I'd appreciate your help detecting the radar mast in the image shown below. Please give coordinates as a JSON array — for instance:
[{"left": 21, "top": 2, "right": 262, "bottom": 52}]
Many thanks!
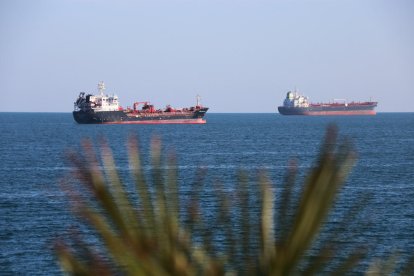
[
  {"left": 196, "top": 94, "right": 201, "bottom": 107},
  {"left": 98, "top": 81, "right": 105, "bottom": 96}
]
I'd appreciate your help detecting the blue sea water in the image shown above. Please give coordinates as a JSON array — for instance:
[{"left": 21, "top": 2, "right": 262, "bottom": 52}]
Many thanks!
[{"left": 0, "top": 113, "right": 413, "bottom": 274}]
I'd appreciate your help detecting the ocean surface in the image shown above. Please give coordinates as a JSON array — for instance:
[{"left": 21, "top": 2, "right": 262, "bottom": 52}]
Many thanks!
[{"left": 0, "top": 113, "right": 413, "bottom": 274}]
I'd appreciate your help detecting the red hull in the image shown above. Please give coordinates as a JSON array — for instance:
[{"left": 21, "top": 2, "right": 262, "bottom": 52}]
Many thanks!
[
  {"left": 302, "top": 110, "right": 376, "bottom": 116},
  {"left": 101, "top": 118, "right": 206, "bottom": 125}
]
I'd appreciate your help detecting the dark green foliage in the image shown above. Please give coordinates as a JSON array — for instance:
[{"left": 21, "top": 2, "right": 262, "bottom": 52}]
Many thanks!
[{"left": 55, "top": 126, "right": 408, "bottom": 275}]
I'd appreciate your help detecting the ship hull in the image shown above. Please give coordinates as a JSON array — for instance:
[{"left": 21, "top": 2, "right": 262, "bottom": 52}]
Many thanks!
[
  {"left": 278, "top": 104, "right": 377, "bottom": 116},
  {"left": 73, "top": 109, "right": 208, "bottom": 124}
]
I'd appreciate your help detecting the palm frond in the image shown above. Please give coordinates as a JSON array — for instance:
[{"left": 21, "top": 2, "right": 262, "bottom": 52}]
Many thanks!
[{"left": 56, "top": 126, "right": 379, "bottom": 275}]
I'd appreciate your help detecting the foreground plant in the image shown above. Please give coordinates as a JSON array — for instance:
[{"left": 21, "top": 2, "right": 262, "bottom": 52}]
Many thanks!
[{"left": 56, "top": 126, "right": 380, "bottom": 275}]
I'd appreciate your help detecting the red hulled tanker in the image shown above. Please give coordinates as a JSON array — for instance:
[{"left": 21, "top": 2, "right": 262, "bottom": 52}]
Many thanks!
[{"left": 278, "top": 91, "right": 377, "bottom": 116}]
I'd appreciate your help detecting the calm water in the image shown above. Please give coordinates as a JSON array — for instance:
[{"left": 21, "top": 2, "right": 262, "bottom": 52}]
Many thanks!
[{"left": 0, "top": 113, "right": 413, "bottom": 274}]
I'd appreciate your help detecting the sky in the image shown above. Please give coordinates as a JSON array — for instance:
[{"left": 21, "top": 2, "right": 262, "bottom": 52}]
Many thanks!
[{"left": 1, "top": 0, "right": 413, "bottom": 112}]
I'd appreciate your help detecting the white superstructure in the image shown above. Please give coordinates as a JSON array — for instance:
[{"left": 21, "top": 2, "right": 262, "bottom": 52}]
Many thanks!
[
  {"left": 74, "top": 81, "right": 120, "bottom": 112},
  {"left": 283, "top": 91, "right": 310, "bottom": 108}
]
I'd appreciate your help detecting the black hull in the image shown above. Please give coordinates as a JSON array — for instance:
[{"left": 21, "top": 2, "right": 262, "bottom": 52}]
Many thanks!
[{"left": 73, "top": 108, "right": 208, "bottom": 124}]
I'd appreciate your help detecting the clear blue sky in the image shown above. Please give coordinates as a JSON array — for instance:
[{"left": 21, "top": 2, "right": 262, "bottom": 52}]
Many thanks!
[{"left": 1, "top": 0, "right": 413, "bottom": 112}]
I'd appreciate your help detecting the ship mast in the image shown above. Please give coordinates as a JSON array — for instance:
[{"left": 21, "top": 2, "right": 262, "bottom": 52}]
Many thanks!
[
  {"left": 98, "top": 81, "right": 105, "bottom": 96},
  {"left": 196, "top": 94, "right": 201, "bottom": 107}
]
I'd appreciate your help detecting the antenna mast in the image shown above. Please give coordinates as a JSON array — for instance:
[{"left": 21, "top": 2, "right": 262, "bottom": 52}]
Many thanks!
[
  {"left": 196, "top": 94, "right": 201, "bottom": 106},
  {"left": 98, "top": 81, "right": 105, "bottom": 96}
]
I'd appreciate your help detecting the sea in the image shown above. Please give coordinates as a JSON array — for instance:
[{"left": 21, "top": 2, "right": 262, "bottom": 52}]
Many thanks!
[{"left": 0, "top": 113, "right": 413, "bottom": 275}]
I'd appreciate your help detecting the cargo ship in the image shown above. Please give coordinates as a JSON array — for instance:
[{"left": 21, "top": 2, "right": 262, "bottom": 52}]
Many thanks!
[
  {"left": 73, "top": 82, "right": 208, "bottom": 124},
  {"left": 278, "top": 91, "right": 377, "bottom": 116}
]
